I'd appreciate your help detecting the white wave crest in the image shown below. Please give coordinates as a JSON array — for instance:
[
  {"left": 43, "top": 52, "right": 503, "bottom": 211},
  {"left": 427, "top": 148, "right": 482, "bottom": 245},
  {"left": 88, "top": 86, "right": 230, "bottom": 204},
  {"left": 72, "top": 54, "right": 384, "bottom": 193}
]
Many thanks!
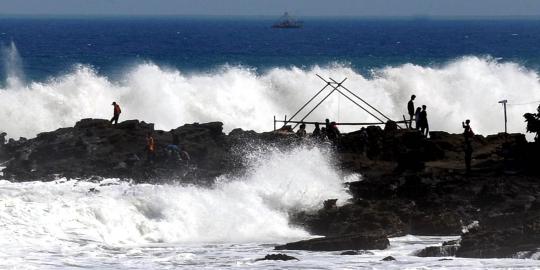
[{"left": 1, "top": 57, "right": 539, "bottom": 139}]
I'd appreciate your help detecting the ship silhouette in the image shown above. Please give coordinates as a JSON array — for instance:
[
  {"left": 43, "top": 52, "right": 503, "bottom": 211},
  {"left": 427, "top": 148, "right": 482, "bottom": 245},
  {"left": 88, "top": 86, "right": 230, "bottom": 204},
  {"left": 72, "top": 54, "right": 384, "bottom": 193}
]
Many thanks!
[{"left": 272, "top": 12, "right": 303, "bottom": 29}]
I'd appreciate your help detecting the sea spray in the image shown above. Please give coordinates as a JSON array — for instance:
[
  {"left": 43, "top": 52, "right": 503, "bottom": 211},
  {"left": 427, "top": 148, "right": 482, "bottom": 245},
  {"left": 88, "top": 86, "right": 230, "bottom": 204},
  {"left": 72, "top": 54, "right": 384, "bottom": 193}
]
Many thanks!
[
  {"left": 1, "top": 41, "right": 24, "bottom": 88},
  {"left": 0, "top": 57, "right": 539, "bottom": 138},
  {"left": 0, "top": 146, "right": 353, "bottom": 249}
]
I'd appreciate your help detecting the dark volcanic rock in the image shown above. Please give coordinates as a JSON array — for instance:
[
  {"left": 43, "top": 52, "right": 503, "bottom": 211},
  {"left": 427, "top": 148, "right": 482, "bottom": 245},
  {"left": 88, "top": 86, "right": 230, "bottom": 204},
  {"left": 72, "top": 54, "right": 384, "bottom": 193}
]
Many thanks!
[
  {"left": 381, "top": 256, "right": 396, "bottom": 261},
  {"left": 456, "top": 221, "right": 540, "bottom": 258},
  {"left": 1, "top": 119, "right": 231, "bottom": 183},
  {"left": 410, "top": 211, "right": 463, "bottom": 235},
  {"left": 255, "top": 254, "right": 298, "bottom": 261},
  {"left": 2, "top": 118, "right": 540, "bottom": 259},
  {"left": 274, "top": 232, "right": 389, "bottom": 251},
  {"left": 415, "top": 242, "right": 460, "bottom": 257}
]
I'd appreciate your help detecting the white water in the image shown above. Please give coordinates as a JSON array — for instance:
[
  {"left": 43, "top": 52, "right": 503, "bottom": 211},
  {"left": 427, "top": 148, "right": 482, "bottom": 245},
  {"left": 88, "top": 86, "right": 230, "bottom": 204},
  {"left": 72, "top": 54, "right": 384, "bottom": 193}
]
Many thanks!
[
  {"left": 3, "top": 146, "right": 539, "bottom": 269},
  {"left": 0, "top": 146, "right": 356, "bottom": 268},
  {"left": 1, "top": 55, "right": 540, "bottom": 139}
]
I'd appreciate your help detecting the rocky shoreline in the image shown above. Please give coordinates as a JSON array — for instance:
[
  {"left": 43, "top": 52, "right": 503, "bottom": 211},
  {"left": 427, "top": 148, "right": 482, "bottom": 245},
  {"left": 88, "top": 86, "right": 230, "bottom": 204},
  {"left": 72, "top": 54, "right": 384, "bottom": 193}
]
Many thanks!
[{"left": 1, "top": 119, "right": 539, "bottom": 259}]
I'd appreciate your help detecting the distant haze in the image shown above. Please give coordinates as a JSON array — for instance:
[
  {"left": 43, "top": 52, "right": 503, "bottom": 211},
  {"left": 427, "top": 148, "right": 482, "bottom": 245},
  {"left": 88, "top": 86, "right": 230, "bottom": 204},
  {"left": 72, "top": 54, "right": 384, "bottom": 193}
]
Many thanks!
[{"left": 1, "top": 0, "right": 540, "bottom": 17}]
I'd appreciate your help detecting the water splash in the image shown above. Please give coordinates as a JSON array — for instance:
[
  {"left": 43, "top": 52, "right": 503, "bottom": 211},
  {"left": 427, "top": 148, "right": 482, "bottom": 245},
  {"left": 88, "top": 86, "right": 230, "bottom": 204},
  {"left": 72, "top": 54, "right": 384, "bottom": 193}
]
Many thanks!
[
  {"left": 1, "top": 41, "right": 24, "bottom": 88},
  {"left": 0, "top": 145, "right": 353, "bottom": 246}
]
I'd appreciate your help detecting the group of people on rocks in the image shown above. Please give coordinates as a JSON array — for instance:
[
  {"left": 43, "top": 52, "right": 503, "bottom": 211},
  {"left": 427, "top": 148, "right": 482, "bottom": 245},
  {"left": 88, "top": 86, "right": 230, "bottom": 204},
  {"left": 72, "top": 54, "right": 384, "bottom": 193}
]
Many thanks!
[
  {"left": 409, "top": 94, "right": 475, "bottom": 174},
  {"left": 293, "top": 119, "right": 341, "bottom": 143},
  {"left": 108, "top": 101, "right": 190, "bottom": 165},
  {"left": 407, "top": 95, "right": 429, "bottom": 137},
  {"left": 109, "top": 95, "right": 474, "bottom": 173}
]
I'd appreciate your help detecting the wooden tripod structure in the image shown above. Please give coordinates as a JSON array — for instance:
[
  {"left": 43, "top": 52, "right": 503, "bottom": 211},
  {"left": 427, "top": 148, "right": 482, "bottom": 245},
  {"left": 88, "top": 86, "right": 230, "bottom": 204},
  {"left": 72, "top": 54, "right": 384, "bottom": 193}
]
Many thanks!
[{"left": 273, "top": 74, "right": 406, "bottom": 131}]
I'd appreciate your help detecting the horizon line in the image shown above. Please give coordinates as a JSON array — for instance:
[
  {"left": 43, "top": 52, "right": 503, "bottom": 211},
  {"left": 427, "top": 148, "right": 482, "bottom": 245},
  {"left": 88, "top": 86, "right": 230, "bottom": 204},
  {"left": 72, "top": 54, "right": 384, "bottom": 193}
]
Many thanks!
[{"left": 1, "top": 14, "right": 540, "bottom": 20}]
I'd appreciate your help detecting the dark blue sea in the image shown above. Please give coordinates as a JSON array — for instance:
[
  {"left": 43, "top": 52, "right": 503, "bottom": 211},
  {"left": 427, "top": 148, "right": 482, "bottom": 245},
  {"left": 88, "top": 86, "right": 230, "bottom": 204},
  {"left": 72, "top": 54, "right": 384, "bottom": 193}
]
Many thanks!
[{"left": 2, "top": 17, "right": 540, "bottom": 81}]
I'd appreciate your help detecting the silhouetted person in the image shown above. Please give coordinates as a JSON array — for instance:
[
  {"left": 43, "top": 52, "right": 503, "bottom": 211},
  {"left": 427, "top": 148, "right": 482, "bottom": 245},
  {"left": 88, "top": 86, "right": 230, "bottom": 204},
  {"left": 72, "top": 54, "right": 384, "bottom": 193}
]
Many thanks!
[
  {"left": 462, "top": 119, "right": 474, "bottom": 141},
  {"left": 327, "top": 121, "right": 341, "bottom": 143},
  {"left": 462, "top": 119, "right": 474, "bottom": 174},
  {"left": 146, "top": 132, "right": 156, "bottom": 163},
  {"left": 419, "top": 105, "right": 429, "bottom": 137},
  {"left": 320, "top": 127, "right": 328, "bottom": 141},
  {"left": 110, "top": 102, "right": 121, "bottom": 125},
  {"left": 166, "top": 144, "right": 181, "bottom": 161},
  {"left": 325, "top": 118, "right": 331, "bottom": 131},
  {"left": 312, "top": 122, "right": 321, "bottom": 137},
  {"left": 407, "top": 95, "right": 416, "bottom": 128},
  {"left": 359, "top": 127, "right": 368, "bottom": 156},
  {"left": 0, "top": 132, "right": 6, "bottom": 145},
  {"left": 296, "top": 123, "right": 307, "bottom": 138},
  {"left": 414, "top": 107, "right": 422, "bottom": 130}
]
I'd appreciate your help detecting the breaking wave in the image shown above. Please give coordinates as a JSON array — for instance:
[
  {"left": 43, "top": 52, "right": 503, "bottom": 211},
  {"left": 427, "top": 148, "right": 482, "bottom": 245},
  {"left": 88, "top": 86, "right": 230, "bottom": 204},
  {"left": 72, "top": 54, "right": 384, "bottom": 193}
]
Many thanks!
[
  {"left": 0, "top": 146, "right": 353, "bottom": 247},
  {"left": 1, "top": 55, "right": 540, "bottom": 139}
]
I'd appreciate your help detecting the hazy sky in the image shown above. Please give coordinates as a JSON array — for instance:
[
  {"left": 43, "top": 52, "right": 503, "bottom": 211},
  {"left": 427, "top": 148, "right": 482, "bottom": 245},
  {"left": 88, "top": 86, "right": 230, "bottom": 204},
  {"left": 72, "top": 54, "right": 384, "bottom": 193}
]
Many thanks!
[{"left": 1, "top": 0, "right": 540, "bottom": 17}]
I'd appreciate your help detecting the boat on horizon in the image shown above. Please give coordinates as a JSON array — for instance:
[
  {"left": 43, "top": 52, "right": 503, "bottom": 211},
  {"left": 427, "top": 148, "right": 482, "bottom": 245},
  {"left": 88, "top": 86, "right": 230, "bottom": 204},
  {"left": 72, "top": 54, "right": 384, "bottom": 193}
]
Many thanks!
[{"left": 272, "top": 12, "right": 303, "bottom": 29}]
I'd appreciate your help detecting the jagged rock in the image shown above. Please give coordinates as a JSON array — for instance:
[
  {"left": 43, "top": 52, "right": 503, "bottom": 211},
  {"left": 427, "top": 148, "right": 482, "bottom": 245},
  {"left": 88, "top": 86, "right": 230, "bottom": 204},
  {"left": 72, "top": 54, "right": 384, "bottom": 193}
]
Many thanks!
[
  {"left": 323, "top": 199, "right": 337, "bottom": 210},
  {"left": 1, "top": 119, "right": 230, "bottom": 183},
  {"left": 255, "top": 254, "right": 298, "bottom": 261},
  {"left": 274, "top": 232, "right": 389, "bottom": 251},
  {"left": 415, "top": 244, "right": 460, "bottom": 257},
  {"left": 410, "top": 211, "right": 463, "bottom": 235},
  {"left": 456, "top": 217, "right": 540, "bottom": 259}
]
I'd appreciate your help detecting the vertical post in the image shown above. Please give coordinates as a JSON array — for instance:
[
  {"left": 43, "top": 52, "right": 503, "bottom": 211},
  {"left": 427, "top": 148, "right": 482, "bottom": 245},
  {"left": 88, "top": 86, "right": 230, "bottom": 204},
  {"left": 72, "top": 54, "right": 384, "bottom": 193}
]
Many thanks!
[
  {"left": 403, "top": 115, "right": 409, "bottom": 129},
  {"left": 273, "top": 115, "right": 276, "bottom": 131},
  {"left": 499, "top": 100, "right": 508, "bottom": 133}
]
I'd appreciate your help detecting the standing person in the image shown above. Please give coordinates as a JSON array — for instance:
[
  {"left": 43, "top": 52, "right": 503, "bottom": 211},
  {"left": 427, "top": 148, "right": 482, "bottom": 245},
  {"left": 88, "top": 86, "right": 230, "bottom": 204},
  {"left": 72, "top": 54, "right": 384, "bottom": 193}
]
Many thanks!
[
  {"left": 146, "top": 132, "right": 156, "bottom": 163},
  {"left": 419, "top": 105, "right": 429, "bottom": 137},
  {"left": 407, "top": 95, "right": 416, "bottom": 129},
  {"left": 311, "top": 122, "right": 321, "bottom": 138},
  {"left": 325, "top": 119, "right": 331, "bottom": 132},
  {"left": 296, "top": 123, "right": 307, "bottom": 138},
  {"left": 462, "top": 120, "right": 474, "bottom": 140},
  {"left": 110, "top": 102, "right": 121, "bottom": 125},
  {"left": 462, "top": 120, "right": 474, "bottom": 174},
  {"left": 327, "top": 121, "right": 341, "bottom": 144},
  {"left": 414, "top": 107, "right": 422, "bottom": 130}
]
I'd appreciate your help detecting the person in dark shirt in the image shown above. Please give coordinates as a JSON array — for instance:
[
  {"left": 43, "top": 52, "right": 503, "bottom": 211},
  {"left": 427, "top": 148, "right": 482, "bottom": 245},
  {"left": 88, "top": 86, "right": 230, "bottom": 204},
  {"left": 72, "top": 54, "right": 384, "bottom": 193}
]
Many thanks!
[
  {"left": 462, "top": 119, "right": 474, "bottom": 174},
  {"left": 296, "top": 123, "right": 307, "bottom": 138},
  {"left": 419, "top": 105, "right": 429, "bottom": 137},
  {"left": 407, "top": 95, "right": 416, "bottom": 129},
  {"left": 312, "top": 122, "right": 321, "bottom": 137},
  {"left": 414, "top": 107, "right": 422, "bottom": 130}
]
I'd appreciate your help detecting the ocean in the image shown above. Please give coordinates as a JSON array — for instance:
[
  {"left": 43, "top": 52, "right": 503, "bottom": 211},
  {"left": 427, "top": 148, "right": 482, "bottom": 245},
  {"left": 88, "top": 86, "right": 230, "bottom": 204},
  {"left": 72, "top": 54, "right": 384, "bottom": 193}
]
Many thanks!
[{"left": 1, "top": 17, "right": 540, "bottom": 269}]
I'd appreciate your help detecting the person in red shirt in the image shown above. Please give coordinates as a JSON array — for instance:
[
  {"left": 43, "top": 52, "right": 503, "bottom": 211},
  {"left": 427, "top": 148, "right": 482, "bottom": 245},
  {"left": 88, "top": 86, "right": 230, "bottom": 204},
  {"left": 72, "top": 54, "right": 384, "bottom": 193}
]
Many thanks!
[
  {"left": 110, "top": 102, "right": 121, "bottom": 124},
  {"left": 146, "top": 132, "right": 156, "bottom": 163}
]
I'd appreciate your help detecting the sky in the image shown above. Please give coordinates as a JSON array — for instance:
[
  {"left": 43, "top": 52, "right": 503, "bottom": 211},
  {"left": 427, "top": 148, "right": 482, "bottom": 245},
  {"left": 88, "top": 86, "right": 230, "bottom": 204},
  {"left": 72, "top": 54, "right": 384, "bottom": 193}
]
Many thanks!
[{"left": 1, "top": 0, "right": 540, "bottom": 17}]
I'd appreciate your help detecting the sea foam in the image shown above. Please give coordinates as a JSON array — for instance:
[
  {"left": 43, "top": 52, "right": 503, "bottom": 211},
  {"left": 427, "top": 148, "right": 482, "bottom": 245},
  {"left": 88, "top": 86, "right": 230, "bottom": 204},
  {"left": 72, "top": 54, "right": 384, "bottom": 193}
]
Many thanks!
[
  {"left": 0, "top": 146, "right": 352, "bottom": 246},
  {"left": 1, "top": 56, "right": 539, "bottom": 139}
]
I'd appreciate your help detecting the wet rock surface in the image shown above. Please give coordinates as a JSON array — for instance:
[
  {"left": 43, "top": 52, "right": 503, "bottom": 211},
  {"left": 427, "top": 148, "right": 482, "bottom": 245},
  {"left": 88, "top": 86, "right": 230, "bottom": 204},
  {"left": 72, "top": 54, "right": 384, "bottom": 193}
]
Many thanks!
[
  {"left": 255, "top": 254, "right": 298, "bottom": 261},
  {"left": 1, "top": 119, "right": 235, "bottom": 183},
  {"left": 1, "top": 120, "right": 539, "bottom": 257},
  {"left": 274, "top": 231, "right": 390, "bottom": 251}
]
